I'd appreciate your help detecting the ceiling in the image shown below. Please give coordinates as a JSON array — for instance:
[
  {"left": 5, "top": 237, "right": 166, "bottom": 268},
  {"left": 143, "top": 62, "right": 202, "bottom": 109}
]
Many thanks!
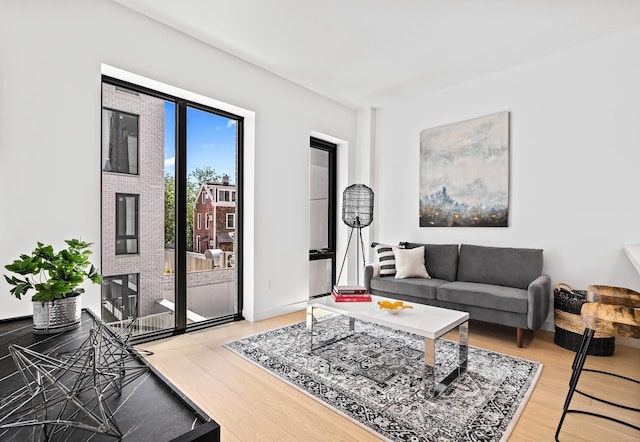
[{"left": 112, "top": 0, "right": 640, "bottom": 109}]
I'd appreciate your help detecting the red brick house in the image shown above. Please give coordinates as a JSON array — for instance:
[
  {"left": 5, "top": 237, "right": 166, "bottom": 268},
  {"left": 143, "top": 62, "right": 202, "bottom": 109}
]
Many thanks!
[{"left": 193, "top": 175, "right": 236, "bottom": 254}]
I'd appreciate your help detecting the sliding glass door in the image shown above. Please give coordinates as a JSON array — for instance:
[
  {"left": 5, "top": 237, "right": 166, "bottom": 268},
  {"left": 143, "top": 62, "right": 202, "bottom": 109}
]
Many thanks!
[
  {"left": 185, "top": 105, "right": 239, "bottom": 321},
  {"left": 101, "top": 77, "right": 242, "bottom": 340}
]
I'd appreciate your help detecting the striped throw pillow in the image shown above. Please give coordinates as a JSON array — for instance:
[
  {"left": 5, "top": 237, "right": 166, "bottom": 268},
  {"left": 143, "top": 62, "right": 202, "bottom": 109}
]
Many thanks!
[{"left": 374, "top": 243, "right": 398, "bottom": 277}]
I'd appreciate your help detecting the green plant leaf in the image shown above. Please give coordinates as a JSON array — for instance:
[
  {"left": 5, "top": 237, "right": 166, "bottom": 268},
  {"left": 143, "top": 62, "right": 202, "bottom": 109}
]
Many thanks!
[{"left": 4, "top": 238, "right": 102, "bottom": 302}]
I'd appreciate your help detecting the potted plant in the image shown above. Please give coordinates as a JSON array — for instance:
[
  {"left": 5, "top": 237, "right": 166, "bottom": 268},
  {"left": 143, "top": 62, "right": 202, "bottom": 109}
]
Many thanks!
[{"left": 4, "top": 238, "right": 102, "bottom": 334}]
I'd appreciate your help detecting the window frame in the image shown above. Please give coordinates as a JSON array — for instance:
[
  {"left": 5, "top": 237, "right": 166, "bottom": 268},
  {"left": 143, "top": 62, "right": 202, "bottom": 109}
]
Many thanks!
[
  {"left": 102, "top": 107, "right": 140, "bottom": 175},
  {"left": 101, "top": 273, "right": 139, "bottom": 320},
  {"left": 218, "top": 189, "right": 230, "bottom": 202},
  {"left": 226, "top": 213, "right": 235, "bottom": 230},
  {"left": 115, "top": 193, "right": 139, "bottom": 255},
  {"left": 101, "top": 74, "right": 245, "bottom": 341},
  {"left": 309, "top": 137, "right": 337, "bottom": 298}
]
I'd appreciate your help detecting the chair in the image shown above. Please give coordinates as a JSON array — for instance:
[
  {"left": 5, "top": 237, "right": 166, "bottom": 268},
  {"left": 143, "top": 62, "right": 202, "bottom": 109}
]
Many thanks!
[{"left": 555, "top": 285, "right": 640, "bottom": 440}]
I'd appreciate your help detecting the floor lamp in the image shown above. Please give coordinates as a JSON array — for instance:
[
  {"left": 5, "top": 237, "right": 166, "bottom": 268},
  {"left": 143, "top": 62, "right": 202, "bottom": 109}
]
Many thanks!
[{"left": 337, "top": 184, "right": 374, "bottom": 287}]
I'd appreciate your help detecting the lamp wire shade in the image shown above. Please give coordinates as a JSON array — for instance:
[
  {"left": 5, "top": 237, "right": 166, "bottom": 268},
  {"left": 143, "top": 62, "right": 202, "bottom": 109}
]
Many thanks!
[{"left": 342, "top": 184, "right": 374, "bottom": 228}]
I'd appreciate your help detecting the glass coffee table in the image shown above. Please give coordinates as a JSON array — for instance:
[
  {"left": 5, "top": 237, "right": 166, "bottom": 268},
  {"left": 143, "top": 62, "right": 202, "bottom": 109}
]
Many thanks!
[{"left": 307, "top": 295, "right": 469, "bottom": 399}]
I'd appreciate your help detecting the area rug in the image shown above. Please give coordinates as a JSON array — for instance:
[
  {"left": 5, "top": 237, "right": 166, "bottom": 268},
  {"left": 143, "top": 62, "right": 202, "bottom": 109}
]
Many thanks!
[{"left": 225, "top": 316, "right": 542, "bottom": 442}]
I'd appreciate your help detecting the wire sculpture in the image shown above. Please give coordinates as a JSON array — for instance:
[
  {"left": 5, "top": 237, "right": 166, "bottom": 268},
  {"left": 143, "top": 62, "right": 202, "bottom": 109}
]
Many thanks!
[{"left": 0, "top": 318, "right": 148, "bottom": 441}]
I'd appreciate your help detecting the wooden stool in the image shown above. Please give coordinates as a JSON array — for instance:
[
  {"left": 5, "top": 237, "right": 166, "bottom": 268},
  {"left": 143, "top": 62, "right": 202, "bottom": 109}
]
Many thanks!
[{"left": 555, "top": 285, "right": 640, "bottom": 440}]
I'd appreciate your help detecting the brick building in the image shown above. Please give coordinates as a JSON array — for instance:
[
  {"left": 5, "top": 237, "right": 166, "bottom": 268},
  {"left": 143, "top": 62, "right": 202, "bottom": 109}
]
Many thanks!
[
  {"left": 193, "top": 175, "right": 236, "bottom": 256},
  {"left": 101, "top": 83, "right": 165, "bottom": 320}
]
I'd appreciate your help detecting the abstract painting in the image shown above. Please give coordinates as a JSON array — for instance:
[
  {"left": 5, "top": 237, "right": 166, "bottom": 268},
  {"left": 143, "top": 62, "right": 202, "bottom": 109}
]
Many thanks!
[{"left": 419, "top": 111, "right": 509, "bottom": 227}]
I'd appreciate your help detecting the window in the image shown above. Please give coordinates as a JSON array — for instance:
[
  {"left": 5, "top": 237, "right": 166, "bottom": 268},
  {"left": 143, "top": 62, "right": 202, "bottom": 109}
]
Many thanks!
[
  {"left": 115, "top": 86, "right": 139, "bottom": 96},
  {"left": 205, "top": 213, "right": 210, "bottom": 229},
  {"left": 101, "top": 74, "right": 243, "bottom": 339},
  {"left": 102, "top": 274, "right": 139, "bottom": 320},
  {"left": 102, "top": 109, "right": 139, "bottom": 174},
  {"left": 226, "top": 213, "right": 235, "bottom": 229},
  {"left": 232, "top": 191, "right": 236, "bottom": 202},
  {"left": 218, "top": 189, "right": 230, "bottom": 202},
  {"left": 116, "top": 194, "right": 138, "bottom": 254}
]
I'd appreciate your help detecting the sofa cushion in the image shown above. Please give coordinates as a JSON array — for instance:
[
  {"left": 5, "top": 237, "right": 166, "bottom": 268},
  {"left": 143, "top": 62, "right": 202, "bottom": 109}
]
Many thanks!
[
  {"left": 401, "top": 243, "right": 459, "bottom": 281},
  {"left": 374, "top": 243, "right": 397, "bottom": 277},
  {"left": 394, "top": 246, "right": 430, "bottom": 279},
  {"left": 457, "top": 244, "right": 543, "bottom": 289},
  {"left": 436, "top": 281, "right": 528, "bottom": 314},
  {"left": 370, "top": 277, "right": 448, "bottom": 301}
]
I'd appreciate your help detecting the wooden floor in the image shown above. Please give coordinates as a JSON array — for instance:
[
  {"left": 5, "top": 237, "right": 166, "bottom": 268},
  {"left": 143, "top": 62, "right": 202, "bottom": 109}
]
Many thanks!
[{"left": 142, "top": 310, "right": 640, "bottom": 441}]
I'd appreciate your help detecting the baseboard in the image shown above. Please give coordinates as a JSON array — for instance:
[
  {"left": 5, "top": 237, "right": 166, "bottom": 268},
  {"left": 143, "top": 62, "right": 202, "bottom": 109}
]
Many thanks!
[
  {"left": 616, "top": 336, "right": 640, "bottom": 348},
  {"left": 541, "top": 319, "right": 555, "bottom": 332},
  {"left": 243, "top": 300, "right": 308, "bottom": 322}
]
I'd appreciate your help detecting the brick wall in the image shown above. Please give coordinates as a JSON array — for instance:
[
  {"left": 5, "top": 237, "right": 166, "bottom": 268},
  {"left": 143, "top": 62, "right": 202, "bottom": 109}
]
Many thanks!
[{"left": 101, "top": 83, "right": 165, "bottom": 317}]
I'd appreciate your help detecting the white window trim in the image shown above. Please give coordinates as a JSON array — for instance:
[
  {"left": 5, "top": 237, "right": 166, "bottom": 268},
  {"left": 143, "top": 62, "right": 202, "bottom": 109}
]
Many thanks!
[
  {"left": 205, "top": 213, "right": 210, "bottom": 229},
  {"left": 226, "top": 213, "right": 235, "bottom": 230},
  {"left": 218, "top": 189, "right": 229, "bottom": 202},
  {"left": 197, "top": 213, "right": 201, "bottom": 229}
]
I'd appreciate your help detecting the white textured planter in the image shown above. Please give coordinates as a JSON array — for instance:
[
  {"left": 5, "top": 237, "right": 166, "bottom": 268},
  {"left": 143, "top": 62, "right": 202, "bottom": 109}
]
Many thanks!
[{"left": 32, "top": 296, "right": 82, "bottom": 334}]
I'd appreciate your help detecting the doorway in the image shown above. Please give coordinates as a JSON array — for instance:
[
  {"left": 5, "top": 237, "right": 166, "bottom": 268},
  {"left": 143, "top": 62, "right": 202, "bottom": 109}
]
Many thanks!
[{"left": 309, "top": 137, "right": 337, "bottom": 298}]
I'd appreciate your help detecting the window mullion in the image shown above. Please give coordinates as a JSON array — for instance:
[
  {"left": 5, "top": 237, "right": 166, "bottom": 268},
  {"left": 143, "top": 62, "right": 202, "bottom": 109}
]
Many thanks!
[{"left": 175, "top": 100, "right": 188, "bottom": 331}]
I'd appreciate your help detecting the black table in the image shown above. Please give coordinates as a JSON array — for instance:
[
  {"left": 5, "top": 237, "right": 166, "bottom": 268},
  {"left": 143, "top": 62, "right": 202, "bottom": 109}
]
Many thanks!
[{"left": 0, "top": 310, "right": 220, "bottom": 441}]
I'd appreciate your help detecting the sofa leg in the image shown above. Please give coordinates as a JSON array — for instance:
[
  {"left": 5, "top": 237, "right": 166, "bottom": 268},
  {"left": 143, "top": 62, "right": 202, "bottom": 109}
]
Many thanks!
[{"left": 517, "top": 328, "right": 524, "bottom": 348}]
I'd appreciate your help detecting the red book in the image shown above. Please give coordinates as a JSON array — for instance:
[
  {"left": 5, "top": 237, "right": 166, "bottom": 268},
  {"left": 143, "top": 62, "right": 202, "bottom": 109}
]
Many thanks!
[{"left": 331, "top": 291, "right": 371, "bottom": 302}]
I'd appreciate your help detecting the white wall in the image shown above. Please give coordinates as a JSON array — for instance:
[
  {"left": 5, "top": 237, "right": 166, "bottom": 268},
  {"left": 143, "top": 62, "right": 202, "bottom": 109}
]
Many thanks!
[
  {"left": 0, "top": 1, "right": 356, "bottom": 321},
  {"left": 372, "top": 27, "right": 640, "bottom": 328}
]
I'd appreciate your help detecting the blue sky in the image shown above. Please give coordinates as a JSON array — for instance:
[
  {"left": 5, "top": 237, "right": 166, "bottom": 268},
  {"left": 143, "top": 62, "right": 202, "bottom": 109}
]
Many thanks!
[{"left": 164, "top": 102, "right": 237, "bottom": 183}]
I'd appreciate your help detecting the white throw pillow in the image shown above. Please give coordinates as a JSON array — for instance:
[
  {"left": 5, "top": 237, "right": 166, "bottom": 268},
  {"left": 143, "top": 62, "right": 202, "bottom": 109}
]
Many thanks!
[{"left": 393, "top": 246, "right": 430, "bottom": 279}]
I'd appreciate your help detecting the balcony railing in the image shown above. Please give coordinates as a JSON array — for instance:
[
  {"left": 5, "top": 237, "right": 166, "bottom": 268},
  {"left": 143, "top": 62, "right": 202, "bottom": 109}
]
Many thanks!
[{"left": 106, "top": 312, "right": 177, "bottom": 336}]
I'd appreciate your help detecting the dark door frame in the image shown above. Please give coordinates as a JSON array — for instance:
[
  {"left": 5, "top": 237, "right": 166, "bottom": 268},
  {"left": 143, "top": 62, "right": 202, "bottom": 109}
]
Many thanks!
[
  {"left": 101, "top": 76, "right": 244, "bottom": 343},
  {"left": 309, "top": 137, "right": 337, "bottom": 298}
]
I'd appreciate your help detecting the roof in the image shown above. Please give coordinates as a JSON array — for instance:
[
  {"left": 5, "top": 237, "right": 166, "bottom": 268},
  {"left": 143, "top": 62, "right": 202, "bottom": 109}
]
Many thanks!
[{"left": 217, "top": 233, "right": 234, "bottom": 243}]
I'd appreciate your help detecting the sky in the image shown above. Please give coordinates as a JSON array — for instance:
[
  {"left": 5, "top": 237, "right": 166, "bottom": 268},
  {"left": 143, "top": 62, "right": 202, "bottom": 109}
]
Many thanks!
[{"left": 164, "top": 102, "right": 238, "bottom": 183}]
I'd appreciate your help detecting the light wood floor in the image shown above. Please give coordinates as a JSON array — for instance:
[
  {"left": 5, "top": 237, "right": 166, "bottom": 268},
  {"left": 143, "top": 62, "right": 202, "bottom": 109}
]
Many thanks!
[{"left": 142, "top": 310, "right": 640, "bottom": 441}]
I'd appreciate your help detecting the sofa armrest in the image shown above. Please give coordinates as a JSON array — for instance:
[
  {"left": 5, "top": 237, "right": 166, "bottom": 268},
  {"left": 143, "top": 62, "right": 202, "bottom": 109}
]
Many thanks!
[
  {"left": 527, "top": 274, "right": 551, "bottom": 329},
  {"left": 364, "top": 264, "right": 379, "bottom": 292}
]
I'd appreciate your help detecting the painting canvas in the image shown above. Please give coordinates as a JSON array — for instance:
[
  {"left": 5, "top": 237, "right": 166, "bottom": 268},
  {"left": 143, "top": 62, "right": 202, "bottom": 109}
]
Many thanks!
[{"left": 419, "top": 111, "right": 509, "bottom": 227}]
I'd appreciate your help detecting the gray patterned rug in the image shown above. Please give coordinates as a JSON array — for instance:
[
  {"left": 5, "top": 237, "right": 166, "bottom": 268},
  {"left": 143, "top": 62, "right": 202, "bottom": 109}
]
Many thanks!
[{"left": 225, "top": 316, "right": 542, "bottom": 442}]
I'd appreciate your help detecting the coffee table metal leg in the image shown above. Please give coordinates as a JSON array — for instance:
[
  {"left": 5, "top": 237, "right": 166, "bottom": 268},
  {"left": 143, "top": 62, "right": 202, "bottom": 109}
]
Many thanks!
[
  {"left": 459, "top": 321, "right": 469, "bottom": 374},
  {"left": 424, "top": 337, "right": 436, "bottom": 397},
  {"left": 306, "top": 305, "right": 314, "bottom": 330},
  {"left": 307, "top": 306, "right": 357, "bottom": 352},
  {"left": 425, "top": 320, "right": 469, "bottom": 399}
]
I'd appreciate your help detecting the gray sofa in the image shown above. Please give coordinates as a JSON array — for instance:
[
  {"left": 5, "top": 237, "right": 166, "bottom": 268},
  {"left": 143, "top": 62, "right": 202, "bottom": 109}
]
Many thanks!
[{"left": 364, "top": 243, "right": 551, "bottom": 347}]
